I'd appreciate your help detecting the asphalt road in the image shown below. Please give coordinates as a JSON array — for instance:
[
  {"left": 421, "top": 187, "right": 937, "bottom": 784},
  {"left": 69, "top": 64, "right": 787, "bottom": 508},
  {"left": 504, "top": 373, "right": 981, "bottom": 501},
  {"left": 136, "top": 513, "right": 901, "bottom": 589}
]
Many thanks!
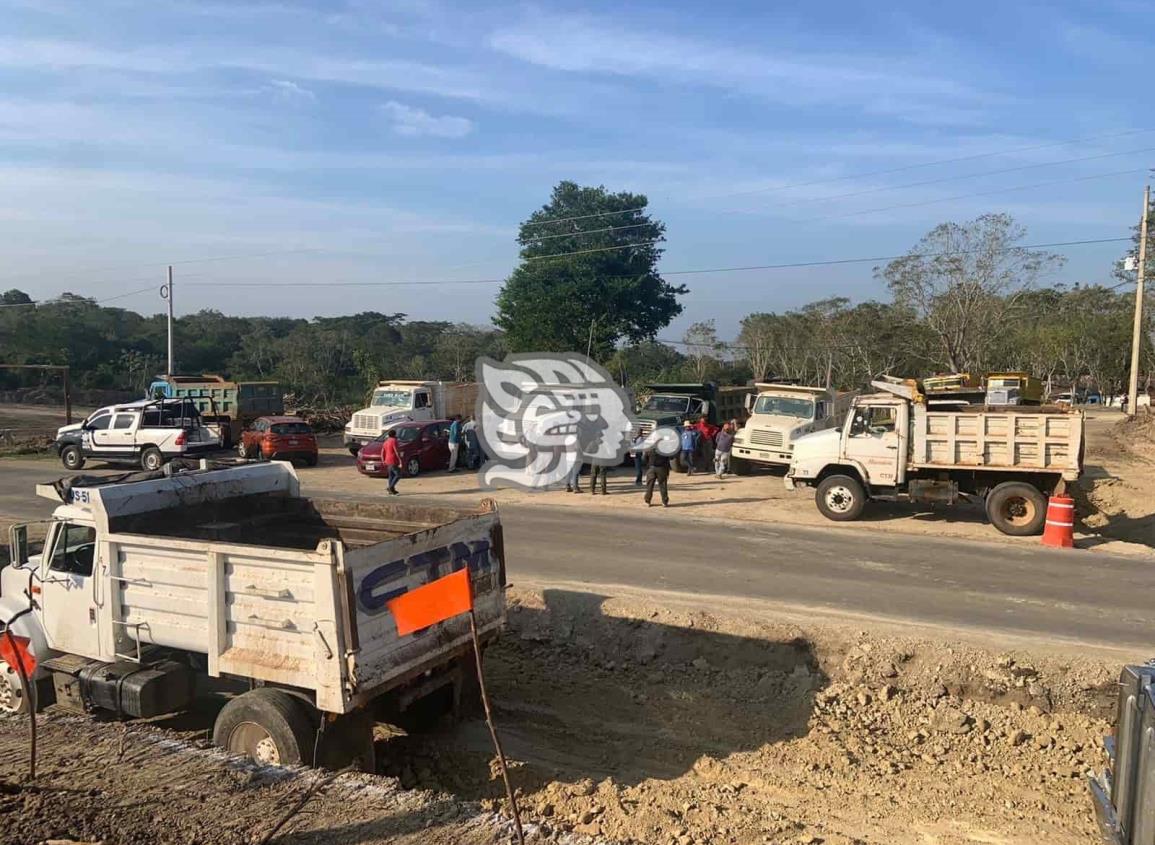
[{"left": 2, "top": 459, "right": 1152, "bottom": 653}]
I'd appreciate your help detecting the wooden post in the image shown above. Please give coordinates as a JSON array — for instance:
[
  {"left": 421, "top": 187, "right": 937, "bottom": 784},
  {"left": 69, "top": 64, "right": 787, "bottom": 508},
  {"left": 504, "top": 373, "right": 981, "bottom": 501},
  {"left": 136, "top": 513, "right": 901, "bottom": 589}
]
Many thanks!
[
  {"left": 468, "top": 609, "right": 525, "bottom": 845},
  {"left": 62, "top": 365, "right": 72, "bottom": 425},
  {"left": 1127, "top": 185, "right": 1149, "bottom": 417}
]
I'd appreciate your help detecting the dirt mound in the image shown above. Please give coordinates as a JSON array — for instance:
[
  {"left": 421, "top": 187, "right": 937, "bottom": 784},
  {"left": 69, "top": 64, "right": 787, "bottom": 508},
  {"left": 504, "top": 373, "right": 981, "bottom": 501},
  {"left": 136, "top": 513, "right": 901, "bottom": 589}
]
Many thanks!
[
  {"left": 388, "top": 588, "right": 1116, "bottom": 845},
  {"left": 1073, "top": 412, "right": 1155, "bottom": 548}
]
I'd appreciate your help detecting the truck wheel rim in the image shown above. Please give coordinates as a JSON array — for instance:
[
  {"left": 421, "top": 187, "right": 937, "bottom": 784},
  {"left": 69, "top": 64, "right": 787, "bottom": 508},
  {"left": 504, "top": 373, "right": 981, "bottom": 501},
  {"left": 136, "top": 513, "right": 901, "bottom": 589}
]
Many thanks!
[
  {"left": 407, "top": 458, "right": 420, "bottom": 475},
  {"left": 1002, "top": 496, "right": 1036, "bottom": 527},
  {"left": 230, "top": 722, "right": 281, "bottom": 765},
  {"left": 0, "top": 663, "right": 28, "bottom": 714},
  {"left": 825, "top": 485, "right": 855, "bottom": 513}
]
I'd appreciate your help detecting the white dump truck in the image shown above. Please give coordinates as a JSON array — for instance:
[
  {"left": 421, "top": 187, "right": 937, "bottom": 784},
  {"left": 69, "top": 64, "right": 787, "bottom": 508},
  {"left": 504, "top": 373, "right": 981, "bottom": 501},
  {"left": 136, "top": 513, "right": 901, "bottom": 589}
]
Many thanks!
[
  {"left": 344, "top": 380, "right": 479, "bottom": 455},
  {"left": 786, "top": 377, "right": 1084, "bottom": 535},
  {"left": 730, "top": 383, "right": 855, "bottom": 473},
  {"left": 0, "top": 463, "right": 505, "bottom": 769}
]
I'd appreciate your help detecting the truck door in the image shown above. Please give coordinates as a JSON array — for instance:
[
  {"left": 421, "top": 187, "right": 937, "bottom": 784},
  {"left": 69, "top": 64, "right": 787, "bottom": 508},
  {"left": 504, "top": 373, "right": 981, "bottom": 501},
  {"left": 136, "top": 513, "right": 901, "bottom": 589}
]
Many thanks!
[
  {"left": 844, "top": 402, "right": 904, "bottom": 486},
  {"left": 37, "top": 521, "right": 103, "bottom": 659},
  {"left": 412, "top": 389, "right": 433, "bottom": 421},
  {"left": 100, "top": 412, "right": 139, "bottom": 457}
]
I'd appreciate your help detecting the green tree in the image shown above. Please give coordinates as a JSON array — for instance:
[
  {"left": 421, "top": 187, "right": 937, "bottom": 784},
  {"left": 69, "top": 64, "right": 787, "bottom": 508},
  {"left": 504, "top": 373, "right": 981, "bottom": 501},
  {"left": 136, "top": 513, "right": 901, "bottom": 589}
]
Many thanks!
[
  {"left": 494, "top": 181, "right": 686, "bottom": 357},
  {"left": 1, "top": 289, "right": 32, "bottom": 305}
]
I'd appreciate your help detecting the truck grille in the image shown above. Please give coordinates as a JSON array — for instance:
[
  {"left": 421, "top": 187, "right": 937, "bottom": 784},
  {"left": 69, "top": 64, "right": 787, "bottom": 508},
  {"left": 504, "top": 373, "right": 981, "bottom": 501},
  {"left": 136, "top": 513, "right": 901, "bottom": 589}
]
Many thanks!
[
  {"left": 635, "top": 421, "right": 654, "bottom": 440},
  {"left": 750, "top": 429, "right": 784, "bottom": 448},
  {"left": 353, "top": 414, "right": 378, "bottom": 431}
]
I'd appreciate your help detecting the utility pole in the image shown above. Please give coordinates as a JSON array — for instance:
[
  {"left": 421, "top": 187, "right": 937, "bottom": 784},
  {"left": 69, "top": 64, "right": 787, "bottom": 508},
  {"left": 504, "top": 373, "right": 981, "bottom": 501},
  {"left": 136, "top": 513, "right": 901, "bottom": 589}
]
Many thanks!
[
  {"left": 161, "top": 265, "right": 175, "bottom": 376},
  {"left": 1127, "top": 185, "right": 1150, "bottom": 417}
]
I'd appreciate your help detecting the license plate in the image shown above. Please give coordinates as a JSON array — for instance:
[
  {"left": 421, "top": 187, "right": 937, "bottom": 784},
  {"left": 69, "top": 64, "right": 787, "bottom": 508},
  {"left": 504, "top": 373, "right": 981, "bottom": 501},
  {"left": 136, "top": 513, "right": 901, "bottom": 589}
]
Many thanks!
[
  {"left": 288, "top": 440, "right": 299, "bottom": 446},
  {"left": 364, "top": 462, "right": 377, "bottom": 471}
]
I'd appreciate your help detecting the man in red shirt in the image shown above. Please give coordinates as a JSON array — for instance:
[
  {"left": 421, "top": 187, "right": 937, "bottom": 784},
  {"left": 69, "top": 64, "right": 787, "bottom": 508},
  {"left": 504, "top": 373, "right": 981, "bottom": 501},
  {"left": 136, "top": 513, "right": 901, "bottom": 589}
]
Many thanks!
[
  {"left": 383, "top": 429, "right": 401, "bottom": 495},
  {"left": 694, "top": 415, "right": 719, "bottom": 443}
]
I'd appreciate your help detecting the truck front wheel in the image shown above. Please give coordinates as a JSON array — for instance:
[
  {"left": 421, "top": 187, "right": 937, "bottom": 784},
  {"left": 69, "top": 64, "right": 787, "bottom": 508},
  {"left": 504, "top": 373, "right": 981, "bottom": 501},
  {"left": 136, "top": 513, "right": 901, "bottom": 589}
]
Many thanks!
[
  {"left": 815, "top": 474, "right": 867, "bottom": 522},
  {"left": 60, "top": 444, "right": 85, "bottom": 471},
  {"left": 730, "top": 456, "right": 751, "bottom": 476},
  {"left": 212, "top": 688, "right": 315, "bottom": 767},
  {"left": 986, "top": 482, "right": 1047, "bottom": 536}
]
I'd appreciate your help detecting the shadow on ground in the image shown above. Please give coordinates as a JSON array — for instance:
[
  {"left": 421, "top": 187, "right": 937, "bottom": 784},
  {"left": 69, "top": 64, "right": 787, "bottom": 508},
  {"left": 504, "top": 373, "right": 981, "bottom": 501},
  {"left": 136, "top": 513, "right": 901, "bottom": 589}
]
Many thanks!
[{"left": 376, "top": 588, "right": 826, "bottom": 803}]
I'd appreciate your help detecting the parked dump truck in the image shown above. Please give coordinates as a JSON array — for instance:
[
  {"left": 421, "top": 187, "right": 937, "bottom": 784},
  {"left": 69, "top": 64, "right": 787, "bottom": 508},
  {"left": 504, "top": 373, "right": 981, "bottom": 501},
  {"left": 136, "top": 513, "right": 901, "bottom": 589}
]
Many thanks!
[
  {"left": 731, "top": 383, "right": 856, "bottom": 473},
  {"left": 1091, "top": 661, "right": 1155, "bottom": 845},
  {"left": 149, "top": 374, "right": 283, "bottom": 447},
  {"left": 0, "top": 462, "right": 506, "bottom": 769},
  {"left": 786, "top": 377, "right": 1084, "bottom": 535},
  {"left": 344, "top": 380, "right": 479, "bottom": 455},
  {"left": 634, "top": 383, "right": 753, "bottom": 438},
  {"left": 922, "top": 372, "right": 986, "bottom": 408}
]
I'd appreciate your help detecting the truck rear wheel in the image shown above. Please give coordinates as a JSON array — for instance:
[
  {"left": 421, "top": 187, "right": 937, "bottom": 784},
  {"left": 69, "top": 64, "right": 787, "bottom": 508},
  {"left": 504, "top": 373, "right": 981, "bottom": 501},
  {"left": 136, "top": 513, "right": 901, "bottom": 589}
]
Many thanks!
[
  {"left": 986, "top": 482, "right": 1047, "bottom": 536},
  {"left": 60, "top": 444, "right": 85, "bottom": 471},
  {"left": 212, "top": 688, "right": 315, "bottom": 767},
  {"left": 140, "top": 446, "right": 164, "bottom": 472},
  {"left": 815, "top": 474, "right": 866, "bottom": 522}
]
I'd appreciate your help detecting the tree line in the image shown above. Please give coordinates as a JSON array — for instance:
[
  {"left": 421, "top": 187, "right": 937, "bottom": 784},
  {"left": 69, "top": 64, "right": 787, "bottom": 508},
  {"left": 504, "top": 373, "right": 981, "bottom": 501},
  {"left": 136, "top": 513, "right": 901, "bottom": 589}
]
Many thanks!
[{"left": 2, "top": 182, "right": 1151, "bottom": 404}]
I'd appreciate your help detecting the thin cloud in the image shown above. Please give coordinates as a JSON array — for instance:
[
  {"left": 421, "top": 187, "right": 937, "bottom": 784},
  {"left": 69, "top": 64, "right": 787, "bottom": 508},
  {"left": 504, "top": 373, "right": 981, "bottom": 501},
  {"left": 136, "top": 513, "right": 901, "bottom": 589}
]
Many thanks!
[
  {"left": 265, "top": 79, "right": 316, "bottom": 103},
  {"left": 488, "top": 12, "right": 992, "bottom": 125},
  {"left": 381, "top": 100, "right": 473, "bottom": 138}
]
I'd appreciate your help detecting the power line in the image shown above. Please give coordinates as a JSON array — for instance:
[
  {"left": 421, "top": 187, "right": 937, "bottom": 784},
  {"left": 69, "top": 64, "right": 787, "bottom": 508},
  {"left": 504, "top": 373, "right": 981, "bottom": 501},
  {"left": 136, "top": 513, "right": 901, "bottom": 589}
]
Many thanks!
[
  {"left": 157, "top": 235, "right": 1133, "bottom": 289},
  {"left": 793, "top": 167, "right": 1148, "bottom": 224},
  {"left": 771, "top": 145, "right": 1155, "bottom": 210},
  {"left": 520, "top": 126, "right": 1154, "bottom": 228}
]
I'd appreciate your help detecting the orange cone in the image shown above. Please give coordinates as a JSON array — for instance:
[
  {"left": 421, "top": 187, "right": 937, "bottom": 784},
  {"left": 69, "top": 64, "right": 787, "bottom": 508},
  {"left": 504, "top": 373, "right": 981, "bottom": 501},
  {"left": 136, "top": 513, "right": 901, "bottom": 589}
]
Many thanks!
[{"left": 1041, "top": 495, "right": 1075, "bottom": 548}]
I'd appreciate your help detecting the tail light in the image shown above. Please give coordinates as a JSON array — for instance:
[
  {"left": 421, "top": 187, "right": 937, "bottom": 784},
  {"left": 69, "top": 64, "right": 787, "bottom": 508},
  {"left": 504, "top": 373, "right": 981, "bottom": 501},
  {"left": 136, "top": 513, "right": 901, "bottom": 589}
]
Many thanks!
[{"left": 175, "top": 430, "right": 187, "bottom": 446}]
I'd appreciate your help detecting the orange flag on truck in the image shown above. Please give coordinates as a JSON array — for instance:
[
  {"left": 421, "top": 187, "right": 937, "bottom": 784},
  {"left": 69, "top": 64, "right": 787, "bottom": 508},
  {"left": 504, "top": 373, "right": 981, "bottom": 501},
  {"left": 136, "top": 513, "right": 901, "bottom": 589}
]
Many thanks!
[{"left": 387, "top": 568, "right": 473, "bottom": 637}]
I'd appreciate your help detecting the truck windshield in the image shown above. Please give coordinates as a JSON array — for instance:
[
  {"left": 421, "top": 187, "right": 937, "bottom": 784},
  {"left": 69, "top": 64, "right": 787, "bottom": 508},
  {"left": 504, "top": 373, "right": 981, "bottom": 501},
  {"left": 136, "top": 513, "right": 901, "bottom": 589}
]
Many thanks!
[
  {"left": 371, "top": 390, "right": 412, "bottom": 408},
  {"left": 753, "top": 395, "right": 814, "bottom": 419},
  {"left": 643, "top": 395, "right": 690, "bottom": 413},
  {"left": 989, "top": 378, "right": 1020, "bottom": 388}
]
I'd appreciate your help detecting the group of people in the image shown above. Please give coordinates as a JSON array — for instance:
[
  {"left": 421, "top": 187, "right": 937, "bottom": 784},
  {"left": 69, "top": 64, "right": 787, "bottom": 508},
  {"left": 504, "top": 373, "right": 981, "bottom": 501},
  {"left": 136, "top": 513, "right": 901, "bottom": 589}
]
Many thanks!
[
  {"left": 565, "top": 415, "right": 742, "bottom": 507},
  {"left": 378, "top": 413, "right": 483, "bottom": 495}
]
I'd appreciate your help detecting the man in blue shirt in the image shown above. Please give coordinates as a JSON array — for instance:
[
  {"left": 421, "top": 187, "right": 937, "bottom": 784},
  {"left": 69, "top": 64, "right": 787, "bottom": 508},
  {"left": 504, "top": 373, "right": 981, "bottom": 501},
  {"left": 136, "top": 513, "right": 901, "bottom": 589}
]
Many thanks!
[
  {"left": 679, "top": 420, "right": 700, "bottom": 475},
  {"left": 446, "top": 415, "right": 462, "bottom": 472}
]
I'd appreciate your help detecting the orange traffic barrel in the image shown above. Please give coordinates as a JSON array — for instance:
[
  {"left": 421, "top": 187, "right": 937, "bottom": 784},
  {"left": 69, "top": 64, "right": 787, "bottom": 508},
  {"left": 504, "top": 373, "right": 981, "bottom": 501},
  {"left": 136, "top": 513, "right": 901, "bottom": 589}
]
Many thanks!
[{"left": 1041, "top": 495, "right": 1075, "bottom": 548}]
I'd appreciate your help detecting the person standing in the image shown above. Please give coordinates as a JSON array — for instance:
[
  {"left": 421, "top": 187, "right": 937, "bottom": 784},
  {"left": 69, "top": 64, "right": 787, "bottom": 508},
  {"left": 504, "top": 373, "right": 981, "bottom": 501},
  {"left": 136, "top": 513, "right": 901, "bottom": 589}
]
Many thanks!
[
  {"left": 630, "top": 433, "right": 646, "bottom": 486},
  {"left": 446, "top": 415, "right": 462, "bottom": 472},
  {"left": 714, "top": 421, "right": 734, "bottom": 478},
  {"left": 590, "top": 462, "right": 609, "bottom": 495},
  {"left": 643, "top": 447, "right": 672, "bottom": 507},
  {"left": 383, "top": 429, "right": 401, "bottom": 495},
  {"left": 462, "top": 416, "right": 481, "bottom": 469},
  {"left": 679, "top": 420, "right": 700, "bottom": 475},
  {"left": 566, "top": 459, "right": 584, "bottom": 493}
]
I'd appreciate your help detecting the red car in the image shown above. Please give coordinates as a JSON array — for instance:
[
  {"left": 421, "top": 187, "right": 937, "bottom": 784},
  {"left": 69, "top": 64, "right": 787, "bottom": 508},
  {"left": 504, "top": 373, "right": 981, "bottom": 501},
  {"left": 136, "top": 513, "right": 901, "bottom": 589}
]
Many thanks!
[
  {"left": 237, "top": 416, "right": 318, "bottom": 466},
  {"left": 356, "top": 420, "right": 451, "bottom": 478}
]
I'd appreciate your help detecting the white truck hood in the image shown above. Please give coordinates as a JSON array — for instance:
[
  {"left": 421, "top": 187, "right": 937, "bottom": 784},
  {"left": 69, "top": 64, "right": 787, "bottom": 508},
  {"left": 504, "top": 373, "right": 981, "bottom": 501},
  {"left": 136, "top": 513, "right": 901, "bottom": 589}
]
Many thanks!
[
  {"left": 790, "top": 427, "right": 840, "bottom": 462},
  {"left": 56, "top": 421, "right": 83, "bottom": 437}
]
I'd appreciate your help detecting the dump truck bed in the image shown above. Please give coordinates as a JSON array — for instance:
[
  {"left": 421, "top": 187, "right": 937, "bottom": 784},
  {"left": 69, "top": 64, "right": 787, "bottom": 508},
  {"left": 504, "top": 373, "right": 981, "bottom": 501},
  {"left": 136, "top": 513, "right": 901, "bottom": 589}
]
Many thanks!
[
  {"left": 56, "top": 464, "right": 505, "bottom": 713},
  {"left": 909, "top": 404, "right": 1083, "bottom": 479}
]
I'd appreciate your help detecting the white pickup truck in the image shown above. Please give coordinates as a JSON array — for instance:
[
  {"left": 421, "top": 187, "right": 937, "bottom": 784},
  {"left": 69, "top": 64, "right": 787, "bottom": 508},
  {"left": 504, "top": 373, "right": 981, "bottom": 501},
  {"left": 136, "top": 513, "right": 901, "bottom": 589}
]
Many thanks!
[
  {"left": 731, "top": 383, "right": 855, "bottom": 473},
  {"left": 786, "top": 377, "right": 1084, "bottom": 535},
  {"left": 344, "top": 380, "right": 479, "bottom": 454},
  {"left": 1, "top": 463, "right": 506, "bottom": 769},
  {"left": 53, "top": 397, "right": 222, "bottom": 471}
]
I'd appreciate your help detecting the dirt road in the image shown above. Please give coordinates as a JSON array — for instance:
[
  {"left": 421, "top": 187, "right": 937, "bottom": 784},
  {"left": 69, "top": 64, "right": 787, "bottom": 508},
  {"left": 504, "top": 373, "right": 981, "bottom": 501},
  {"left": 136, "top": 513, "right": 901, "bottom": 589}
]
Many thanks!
[{"left": 0, "top": 587, "right": 1122, "bottom": 845}]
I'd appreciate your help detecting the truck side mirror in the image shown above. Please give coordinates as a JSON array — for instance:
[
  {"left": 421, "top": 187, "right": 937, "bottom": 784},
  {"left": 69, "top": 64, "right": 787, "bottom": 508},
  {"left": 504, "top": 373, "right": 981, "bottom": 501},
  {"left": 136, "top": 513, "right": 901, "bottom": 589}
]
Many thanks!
[
  {"left": 8, "top": 524, "right": 28, "bottom": 568},
  {"left": 745, "top": 394, "right": 754, "bottom": 412}
]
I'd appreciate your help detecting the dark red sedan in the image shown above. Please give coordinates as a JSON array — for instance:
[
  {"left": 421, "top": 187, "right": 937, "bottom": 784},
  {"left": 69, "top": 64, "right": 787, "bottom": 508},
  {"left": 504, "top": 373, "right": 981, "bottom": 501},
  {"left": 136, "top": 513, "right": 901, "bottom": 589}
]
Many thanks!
[
  {"left": 238, "top": 416, "right": 318, "bottom": 466},
  {"left": 356, "top": 420, "right": 452, "bottom": 478}
]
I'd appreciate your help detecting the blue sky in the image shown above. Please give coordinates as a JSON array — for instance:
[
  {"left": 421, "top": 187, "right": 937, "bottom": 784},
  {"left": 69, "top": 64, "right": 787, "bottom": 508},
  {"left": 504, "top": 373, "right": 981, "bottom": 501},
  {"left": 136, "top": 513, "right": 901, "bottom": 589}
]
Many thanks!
[{"left": 0, "top": 0, "right": 1150, "bottom": 339}]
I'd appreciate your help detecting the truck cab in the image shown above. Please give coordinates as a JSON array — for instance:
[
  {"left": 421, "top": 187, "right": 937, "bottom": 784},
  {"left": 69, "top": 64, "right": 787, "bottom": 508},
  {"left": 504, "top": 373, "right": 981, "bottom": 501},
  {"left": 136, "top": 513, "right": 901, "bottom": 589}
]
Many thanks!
[
  {"left": 731, "top": 384, "right": 853, "bottom": 472},
  {"left": 344, "top": 382, "right": 436, "bottom": 454}
]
